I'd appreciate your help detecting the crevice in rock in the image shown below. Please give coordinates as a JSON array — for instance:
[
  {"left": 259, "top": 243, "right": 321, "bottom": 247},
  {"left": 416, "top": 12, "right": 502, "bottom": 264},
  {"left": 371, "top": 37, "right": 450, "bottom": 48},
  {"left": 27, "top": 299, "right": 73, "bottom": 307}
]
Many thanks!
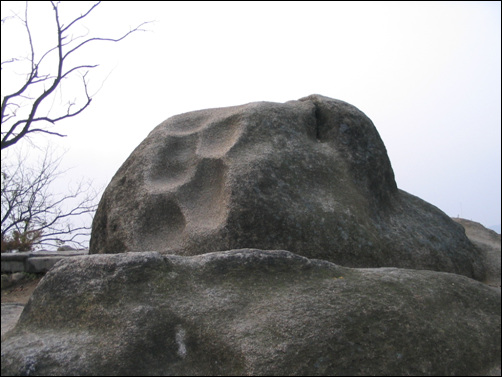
[{"left": 314, "top": 103, "right": 322, "bottom": 141}]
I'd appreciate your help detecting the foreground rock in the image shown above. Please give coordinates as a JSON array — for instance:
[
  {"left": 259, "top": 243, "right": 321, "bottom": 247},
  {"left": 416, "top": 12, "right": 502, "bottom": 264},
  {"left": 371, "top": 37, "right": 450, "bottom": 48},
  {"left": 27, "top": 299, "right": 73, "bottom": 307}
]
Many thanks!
[
  {"left": 2, "top": 250, "right": 500, "bottom": 376},
  {"left": 90, "top": 95, "right": 484, "bottom": 280}
]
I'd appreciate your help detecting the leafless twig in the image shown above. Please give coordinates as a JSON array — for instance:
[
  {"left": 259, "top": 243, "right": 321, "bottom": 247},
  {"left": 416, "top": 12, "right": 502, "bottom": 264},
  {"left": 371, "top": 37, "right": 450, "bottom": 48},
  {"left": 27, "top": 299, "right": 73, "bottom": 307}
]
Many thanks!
[
  {"left": 1, "top": 1, "right": 152, "bottom": 150},
  {"left": 1, "top": 147, "right": 99, "bottom": 251}
]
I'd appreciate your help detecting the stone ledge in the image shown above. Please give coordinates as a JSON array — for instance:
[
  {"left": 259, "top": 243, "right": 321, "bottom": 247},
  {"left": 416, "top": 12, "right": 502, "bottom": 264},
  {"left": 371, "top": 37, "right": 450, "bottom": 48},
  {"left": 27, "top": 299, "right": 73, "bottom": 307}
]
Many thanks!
[{"left": 1, "top": 250, "right": 89, "bottom": 274}]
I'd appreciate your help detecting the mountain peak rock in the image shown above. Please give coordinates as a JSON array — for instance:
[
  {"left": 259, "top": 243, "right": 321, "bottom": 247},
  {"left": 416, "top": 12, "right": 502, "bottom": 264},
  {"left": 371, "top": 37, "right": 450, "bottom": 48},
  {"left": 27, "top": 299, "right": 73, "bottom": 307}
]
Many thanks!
[{"left": 90, "top": 95, "right": 484, "bottom": 280}]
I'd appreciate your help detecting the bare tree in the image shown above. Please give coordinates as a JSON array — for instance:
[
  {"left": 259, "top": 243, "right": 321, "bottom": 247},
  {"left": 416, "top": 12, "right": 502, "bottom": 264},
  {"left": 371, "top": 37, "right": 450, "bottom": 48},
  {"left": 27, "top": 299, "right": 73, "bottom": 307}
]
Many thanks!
[
  {"left": 1, "top": 147, "right": 98, "bottom": 251},
  {"left": 1, "top": 1, "right": 150, "bottom": 150},
  {"left": 1, "top": 2, "right": 150, "bottom": 251}
]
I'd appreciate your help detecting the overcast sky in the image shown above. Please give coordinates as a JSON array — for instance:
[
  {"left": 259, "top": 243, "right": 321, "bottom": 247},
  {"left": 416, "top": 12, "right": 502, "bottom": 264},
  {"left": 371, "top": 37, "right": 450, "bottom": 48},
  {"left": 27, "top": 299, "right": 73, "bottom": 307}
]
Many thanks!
[{"left": 2, "top": 1, "right": 501, "bottom": 238}]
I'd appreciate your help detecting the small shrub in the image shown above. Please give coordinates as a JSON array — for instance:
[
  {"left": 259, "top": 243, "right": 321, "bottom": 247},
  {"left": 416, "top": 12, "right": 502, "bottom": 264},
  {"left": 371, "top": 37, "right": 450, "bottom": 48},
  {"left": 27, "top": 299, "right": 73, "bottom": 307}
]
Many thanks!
[{"left": 1, "top": 230, "right": 43, "bottom": 253}]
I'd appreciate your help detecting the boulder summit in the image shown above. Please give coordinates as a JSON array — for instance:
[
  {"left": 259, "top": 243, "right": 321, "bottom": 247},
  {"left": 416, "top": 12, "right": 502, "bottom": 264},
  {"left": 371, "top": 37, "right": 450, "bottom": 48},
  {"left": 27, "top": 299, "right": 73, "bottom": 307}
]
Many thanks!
[{"left": 90, "top": 94, "right": 484, "bottom": 280}]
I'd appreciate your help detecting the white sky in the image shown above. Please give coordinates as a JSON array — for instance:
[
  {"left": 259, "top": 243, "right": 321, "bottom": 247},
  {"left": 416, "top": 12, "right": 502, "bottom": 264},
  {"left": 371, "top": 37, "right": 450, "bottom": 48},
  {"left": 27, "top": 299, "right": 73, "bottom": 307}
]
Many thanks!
[{"left": 2, "top": 1, "right": 501, "bottom": 236}]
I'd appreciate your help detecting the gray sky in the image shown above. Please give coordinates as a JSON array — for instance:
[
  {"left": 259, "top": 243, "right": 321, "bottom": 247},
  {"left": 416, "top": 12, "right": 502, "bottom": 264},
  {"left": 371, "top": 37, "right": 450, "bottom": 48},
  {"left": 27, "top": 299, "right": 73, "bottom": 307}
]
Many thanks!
[{"left": 2, "top": 1, "right": 501, "bottom": 237}]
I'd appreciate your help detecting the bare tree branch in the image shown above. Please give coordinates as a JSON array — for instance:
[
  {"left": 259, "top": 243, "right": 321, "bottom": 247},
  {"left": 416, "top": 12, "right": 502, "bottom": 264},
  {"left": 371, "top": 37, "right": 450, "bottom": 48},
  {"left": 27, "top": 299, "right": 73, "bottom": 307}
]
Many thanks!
[
  {"left": 1, "top": 147, "right": 99, "bottom": 251},
  {"left": 1, "top": 1, "right": 152, "bottom": 250},
  {"left": 1, "top": 1, "right": 152, "bottom": 150}
]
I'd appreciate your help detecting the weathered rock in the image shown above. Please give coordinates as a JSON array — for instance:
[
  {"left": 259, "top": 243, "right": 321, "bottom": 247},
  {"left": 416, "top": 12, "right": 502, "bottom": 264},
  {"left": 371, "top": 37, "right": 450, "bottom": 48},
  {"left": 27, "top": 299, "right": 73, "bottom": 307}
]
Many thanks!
[
  {"left": 1, "top": 250, "right": 500, "bottom": 376},
  {"left": 90, "top": 95, "right": 484, "bottom": 280},
  {"left": 452, "top": 218, "right": 501, "bottom": 288},
  {"left": 1, "top": 303, "right": 25, "bottom": 338}
]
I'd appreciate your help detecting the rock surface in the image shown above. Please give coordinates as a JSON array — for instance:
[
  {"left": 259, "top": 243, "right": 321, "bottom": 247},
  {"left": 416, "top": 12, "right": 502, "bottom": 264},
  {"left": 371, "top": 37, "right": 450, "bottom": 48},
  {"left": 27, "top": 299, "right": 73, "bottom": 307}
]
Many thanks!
[
  {"left": 1, "top": 249, "right": 500, "bottom": 376},
  {"left": 452, "top": 218, "right": 501, "bottom": 288},
  {"left": 90, "top": 95, "right": 484, "bottom": 280},
  {"left": 1, "top": 304, "right": 24, "bottom": 338}
]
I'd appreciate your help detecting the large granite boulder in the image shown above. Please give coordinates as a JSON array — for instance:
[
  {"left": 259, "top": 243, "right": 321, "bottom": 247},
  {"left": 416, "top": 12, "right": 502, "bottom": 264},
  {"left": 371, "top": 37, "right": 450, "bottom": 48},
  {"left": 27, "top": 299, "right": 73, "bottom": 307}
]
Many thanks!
[
  {"left": 1, "top": 250, "right": 500, "bottom": 376},
  {"left": 90, "top": 95, "right": 484, "bottom": 280}
]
